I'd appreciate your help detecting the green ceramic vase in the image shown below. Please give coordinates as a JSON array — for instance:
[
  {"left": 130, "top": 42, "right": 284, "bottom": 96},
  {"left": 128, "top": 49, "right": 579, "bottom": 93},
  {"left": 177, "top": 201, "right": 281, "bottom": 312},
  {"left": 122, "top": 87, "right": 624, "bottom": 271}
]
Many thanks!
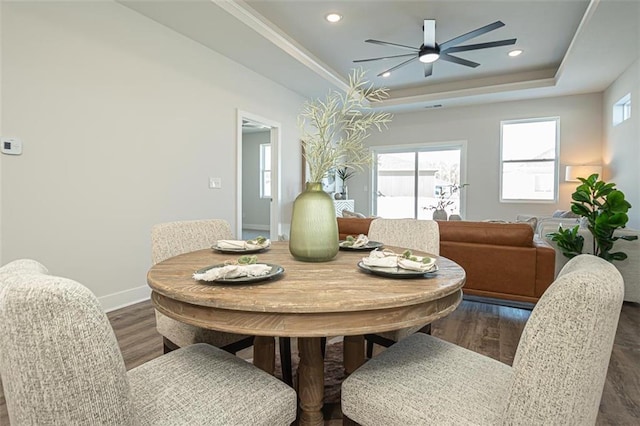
[{"left": 289, "top": 182, "right": 339, "bottom": 262}]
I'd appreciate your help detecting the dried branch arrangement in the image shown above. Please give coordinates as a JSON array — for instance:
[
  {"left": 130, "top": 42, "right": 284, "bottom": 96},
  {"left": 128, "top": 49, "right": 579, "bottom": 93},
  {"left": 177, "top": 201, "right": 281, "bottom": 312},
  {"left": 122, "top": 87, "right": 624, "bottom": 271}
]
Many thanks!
[{"left": 299, "top": 68, "right": 393, "bottom": 183}]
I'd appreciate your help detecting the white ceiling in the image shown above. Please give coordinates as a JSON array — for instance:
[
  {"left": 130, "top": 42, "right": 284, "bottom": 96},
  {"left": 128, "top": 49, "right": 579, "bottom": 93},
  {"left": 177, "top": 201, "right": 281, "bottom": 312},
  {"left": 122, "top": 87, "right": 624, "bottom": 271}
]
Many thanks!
[{"left": 121, "top": 0, "right": 639, "bottom": 112}]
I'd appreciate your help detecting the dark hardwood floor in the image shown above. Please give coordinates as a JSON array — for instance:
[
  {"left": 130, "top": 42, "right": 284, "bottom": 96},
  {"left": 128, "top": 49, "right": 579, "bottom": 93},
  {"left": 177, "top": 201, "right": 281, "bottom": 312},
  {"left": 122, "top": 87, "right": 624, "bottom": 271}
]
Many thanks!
[{"left": 1, "top": 299, "right": 638, "bottom": 424}]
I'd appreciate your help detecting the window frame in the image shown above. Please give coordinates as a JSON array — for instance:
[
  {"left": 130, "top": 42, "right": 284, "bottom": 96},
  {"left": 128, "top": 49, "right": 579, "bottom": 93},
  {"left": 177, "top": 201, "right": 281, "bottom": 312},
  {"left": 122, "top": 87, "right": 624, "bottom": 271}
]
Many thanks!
[
  {"left": 613, "top": 93, "right": 631, "bottom": 126},
  {"left": 371, "top": 140, "right": 467, "bottom": 218},
  {"left": 259, "top": 143, "right": 271, "bottom": 199},
  {"left": 499, "top": 117, "right": 560, "bottom": 203}
]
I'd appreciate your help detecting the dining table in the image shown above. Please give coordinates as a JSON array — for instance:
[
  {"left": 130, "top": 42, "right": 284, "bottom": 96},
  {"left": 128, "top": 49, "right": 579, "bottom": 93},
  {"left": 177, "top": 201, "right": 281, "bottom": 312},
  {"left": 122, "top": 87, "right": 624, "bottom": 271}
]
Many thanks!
[{"left": 147, "top": 241, "right": 465, "bottom": 426}]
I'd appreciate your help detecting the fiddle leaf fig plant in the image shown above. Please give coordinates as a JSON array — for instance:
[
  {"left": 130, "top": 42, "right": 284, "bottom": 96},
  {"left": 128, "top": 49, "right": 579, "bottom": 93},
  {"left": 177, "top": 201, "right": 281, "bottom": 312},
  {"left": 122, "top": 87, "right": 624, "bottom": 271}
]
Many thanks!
[{"left": 547, "top": 174, "right": 637, "bottom": 262}]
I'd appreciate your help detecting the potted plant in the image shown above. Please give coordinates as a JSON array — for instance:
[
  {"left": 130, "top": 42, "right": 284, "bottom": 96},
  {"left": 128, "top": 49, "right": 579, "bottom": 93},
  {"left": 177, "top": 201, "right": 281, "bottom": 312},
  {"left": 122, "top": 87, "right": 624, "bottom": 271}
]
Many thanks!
[
  {"left": 336, "top": 167, "right": 355, "bottom": 199},
  {"left": 289, "top": 68, "right": 392, "bottom": 261},
  {"left": 547, "top": 174, "right": 637, "bottom": 262},
  {"left": 424, "top": 184, "right": 467, "bottom": 221}
]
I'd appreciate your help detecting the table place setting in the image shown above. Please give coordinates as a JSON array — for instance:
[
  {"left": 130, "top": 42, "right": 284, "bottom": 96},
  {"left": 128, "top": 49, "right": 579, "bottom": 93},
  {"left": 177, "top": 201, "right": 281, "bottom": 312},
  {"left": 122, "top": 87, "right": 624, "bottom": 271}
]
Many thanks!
[
  {"left": 358, "top": 249, "right": 438, "bottom": 278},
  {"left": 212, "top": 236, "right": 271, "bottom": 254},
  {"left": 193, "top": 255, "right": 284, "bottom": 284},
  {"left": 338, "top": 234, "right": 384, "bottom": 251}
]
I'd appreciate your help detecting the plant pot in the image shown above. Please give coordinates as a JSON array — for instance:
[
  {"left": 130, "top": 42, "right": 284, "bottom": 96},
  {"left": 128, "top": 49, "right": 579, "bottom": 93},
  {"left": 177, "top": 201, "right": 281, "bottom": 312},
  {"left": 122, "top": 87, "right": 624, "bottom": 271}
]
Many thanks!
[
  {"left": 289, "top": 182, "right": 339, "bottom": 262},
  {"left": 432, "top": 209, "right": 448, "bottom": 221}
]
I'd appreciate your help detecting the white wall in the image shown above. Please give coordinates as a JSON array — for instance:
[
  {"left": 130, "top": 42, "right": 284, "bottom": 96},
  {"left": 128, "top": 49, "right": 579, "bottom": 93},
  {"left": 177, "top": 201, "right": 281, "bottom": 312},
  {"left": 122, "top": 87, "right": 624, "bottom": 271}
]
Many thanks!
[
  {"left": 353, "top": 93, "right": 603, "bottom": 220},
  {"left": 0, "top": 1, "right": 304, "bottom": 310},
  {"left": 242, "top": 131, "right": 270, "bottom": 230},
  {"left": 603, "top": 59, "right": 640, "bottom": 229}
]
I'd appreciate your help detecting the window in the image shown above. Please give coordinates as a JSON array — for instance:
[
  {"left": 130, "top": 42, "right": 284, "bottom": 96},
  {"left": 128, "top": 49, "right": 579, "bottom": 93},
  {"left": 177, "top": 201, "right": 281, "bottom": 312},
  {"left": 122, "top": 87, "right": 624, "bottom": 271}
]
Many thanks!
[
  {"left": 500, "top": 118, "right": 558, "bottom": 202},
  {"left": 613, "top": 93, "right": 631, "bottom": 126},
  {"left": 260, "top": 143, "right": 271, "bottom": 198},
  {"left": 373, "top": 143, "right": 465, "bottom": 219}
]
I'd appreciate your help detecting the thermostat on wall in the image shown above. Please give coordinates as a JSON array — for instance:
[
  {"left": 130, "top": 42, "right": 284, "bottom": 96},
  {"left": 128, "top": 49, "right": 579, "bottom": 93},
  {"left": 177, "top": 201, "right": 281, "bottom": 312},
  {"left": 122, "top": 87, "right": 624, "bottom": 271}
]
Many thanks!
[{"left": 1, "top": 137, "right": 22, "bottom": 155}]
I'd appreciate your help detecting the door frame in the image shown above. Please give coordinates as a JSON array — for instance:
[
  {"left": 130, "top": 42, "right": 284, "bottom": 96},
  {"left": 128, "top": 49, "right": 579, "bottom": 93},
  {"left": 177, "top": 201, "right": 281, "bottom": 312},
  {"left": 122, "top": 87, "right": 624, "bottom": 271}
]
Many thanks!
[{"left": 236, "top": 110, "right": 281, "bottom": 240}]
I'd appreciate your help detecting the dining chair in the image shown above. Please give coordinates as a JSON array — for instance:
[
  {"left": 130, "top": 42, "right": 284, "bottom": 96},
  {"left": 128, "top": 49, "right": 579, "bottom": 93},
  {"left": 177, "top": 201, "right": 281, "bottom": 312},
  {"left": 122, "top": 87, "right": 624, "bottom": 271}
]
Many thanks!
[
  {"left": 151, "top": 219, "right": 255, "bottom": 354},
  {"left": 342, "top": 254, "right": 624, "bottom": 425},
  {"left": 152, "top": 219, "right": 295, "bottom": 386},
  {"left": 0, "top": 265, "right": 297, "bottom": 425},
  {"left": 365, "top": 218, "right": 440, "bottom": 357},
  {"left": 0, "top": 259, "right": 50, "bottom": 425}
]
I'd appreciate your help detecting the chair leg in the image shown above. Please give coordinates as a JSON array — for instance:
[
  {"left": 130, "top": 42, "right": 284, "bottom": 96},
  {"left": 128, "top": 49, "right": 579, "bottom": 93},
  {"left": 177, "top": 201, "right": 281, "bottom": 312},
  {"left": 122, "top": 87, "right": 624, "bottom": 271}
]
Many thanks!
[
  {"left": 366, "top": 339, "right": 374, "bottom": 359},
  {"left": 163, "top": 337, "right": 179, "bottom": 354},
  {"left": 418, "top": 323, "right": 432, "bottom": 335},
  {"left": 343, "top": 415, "right": 360, "bottom": 425},
  {"left": 220, "top": 336, "right": 255, "bottom": 354},
  {"left": 279, "top": 337, "right": 293, "bottom": 386},
  {"left": 321, "top": 336, "right": 327, "bottom": 358}
]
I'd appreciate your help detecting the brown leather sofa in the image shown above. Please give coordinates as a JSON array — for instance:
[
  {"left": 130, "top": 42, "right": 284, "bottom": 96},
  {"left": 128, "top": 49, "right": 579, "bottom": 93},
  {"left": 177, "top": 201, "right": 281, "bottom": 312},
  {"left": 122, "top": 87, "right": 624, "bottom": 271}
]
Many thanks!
[{"left": 337, "top": 217, "right": 555, "bottom": 303}]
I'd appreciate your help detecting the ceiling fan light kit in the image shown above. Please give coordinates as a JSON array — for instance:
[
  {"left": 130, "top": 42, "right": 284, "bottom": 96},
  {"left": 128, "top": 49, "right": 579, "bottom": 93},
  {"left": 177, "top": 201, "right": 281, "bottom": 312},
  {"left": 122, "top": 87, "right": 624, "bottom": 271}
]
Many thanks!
[
  {"left": 355, "top": 19, "right": 517, "bottom": 78},
  {"left": 418, "top": 45, "right": 440, "bottom": 63}
]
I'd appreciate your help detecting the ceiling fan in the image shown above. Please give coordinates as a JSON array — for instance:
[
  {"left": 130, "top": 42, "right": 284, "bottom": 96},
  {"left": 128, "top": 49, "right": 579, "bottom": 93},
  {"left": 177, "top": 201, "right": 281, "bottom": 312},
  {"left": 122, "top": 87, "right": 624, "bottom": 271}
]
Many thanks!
[{"left": 354, "top": 20, "right": 517, "bottom": 78}]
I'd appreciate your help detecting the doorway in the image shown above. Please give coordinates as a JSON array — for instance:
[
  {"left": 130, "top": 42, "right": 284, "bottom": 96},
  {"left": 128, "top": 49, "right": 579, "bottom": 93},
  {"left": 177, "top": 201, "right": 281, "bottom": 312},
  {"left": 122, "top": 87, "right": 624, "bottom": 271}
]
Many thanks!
[{"left": 236, "top": 110, "right": 281, "bottom": 240}]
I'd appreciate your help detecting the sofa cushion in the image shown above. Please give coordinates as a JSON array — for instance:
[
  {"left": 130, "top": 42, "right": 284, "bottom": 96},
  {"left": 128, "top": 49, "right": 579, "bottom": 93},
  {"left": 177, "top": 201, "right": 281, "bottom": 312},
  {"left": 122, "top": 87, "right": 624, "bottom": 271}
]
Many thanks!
[
  {"left": 439, "top": 221, "right": 534, "bottom": 247},
  {"left": 337, "top": 217, "right": 375, "bottom": 239}
]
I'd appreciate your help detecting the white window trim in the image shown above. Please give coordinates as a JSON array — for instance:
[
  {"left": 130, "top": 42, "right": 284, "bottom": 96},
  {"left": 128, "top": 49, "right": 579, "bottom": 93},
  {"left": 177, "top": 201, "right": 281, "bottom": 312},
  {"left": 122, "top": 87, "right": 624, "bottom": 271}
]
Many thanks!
[
  {"left": 259, "top": 143, "right": 271, "bottom": 199},
  {"left": 499, "top": 117, "right": 560, "bottom": 204},
  {"left": 371, "top": 140, "right": 468, "bottom": 217},
  {"left": 613, "top": 93, "right": 631, "bottom": 126}
]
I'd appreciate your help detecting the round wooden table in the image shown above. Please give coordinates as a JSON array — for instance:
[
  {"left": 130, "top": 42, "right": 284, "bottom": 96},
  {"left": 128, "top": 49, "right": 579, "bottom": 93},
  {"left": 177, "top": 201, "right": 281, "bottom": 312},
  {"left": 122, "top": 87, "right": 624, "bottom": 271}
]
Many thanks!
[{"left": 147, "top": 241, "right": 465, "bottom": 426}]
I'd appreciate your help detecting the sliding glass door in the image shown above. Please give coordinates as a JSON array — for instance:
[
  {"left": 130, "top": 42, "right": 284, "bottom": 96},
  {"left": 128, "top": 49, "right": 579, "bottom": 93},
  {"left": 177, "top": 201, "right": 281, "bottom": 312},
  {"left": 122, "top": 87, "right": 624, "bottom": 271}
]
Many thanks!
[{"left": 373, "top": 144, "right": 465, "bottom": 219}]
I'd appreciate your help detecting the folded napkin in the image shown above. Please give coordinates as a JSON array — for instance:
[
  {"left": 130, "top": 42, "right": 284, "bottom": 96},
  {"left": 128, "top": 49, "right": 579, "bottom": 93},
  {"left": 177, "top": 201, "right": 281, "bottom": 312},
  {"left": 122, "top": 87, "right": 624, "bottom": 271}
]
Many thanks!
[
  {"left": 361, "top": 249, "right": 399, "bottom": 268},
  {"left": 398, "top": 256, "right": 436, "bottom": 272},
  {"left": 216, "top": 239, "right": 270, "bottom": 250},
  {"left": 193, "top": 264, "right": 272, "bottom": 281},
  {"left": 341, "top": 234, "right": 369, "bottom": 248},
  {"left": 362, "top": 249, "right": 437, "bottom": 272}
]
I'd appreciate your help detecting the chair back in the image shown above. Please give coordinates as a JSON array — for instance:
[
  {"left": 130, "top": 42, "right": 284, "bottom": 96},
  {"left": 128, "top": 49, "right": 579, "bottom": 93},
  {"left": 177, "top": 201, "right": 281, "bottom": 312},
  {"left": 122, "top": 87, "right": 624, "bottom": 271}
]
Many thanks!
[
  {"left": 503, "top": 254, "right": 623, "bottom": 424},
  {"left": 151, "top": 219, "right": 233, "bottom": 264},
  {"left": 0, "top": 271, "right": 134, "bottom": 424},
  {"left": 368, "top": 218, "right": 440, "bottom": 255}
]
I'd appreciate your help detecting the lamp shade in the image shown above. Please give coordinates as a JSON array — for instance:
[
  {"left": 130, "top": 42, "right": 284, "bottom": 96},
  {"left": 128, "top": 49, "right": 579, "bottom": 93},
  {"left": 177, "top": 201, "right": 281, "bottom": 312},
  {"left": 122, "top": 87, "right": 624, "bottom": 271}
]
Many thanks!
[{"left": 565, "top": 165, "right": 602, "bottom": 182}]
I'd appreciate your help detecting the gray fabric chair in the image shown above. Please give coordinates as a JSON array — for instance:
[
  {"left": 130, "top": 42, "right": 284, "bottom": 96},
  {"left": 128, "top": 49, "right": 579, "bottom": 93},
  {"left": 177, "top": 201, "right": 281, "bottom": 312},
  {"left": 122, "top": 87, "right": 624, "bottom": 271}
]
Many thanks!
[
  {"left": 0, "top": 265, "right": 297, "bottom": 425},
  {"left": 151, "top": 219, "right": 254, "bottom": 354},
  {"left": 342, "top": 254, "right": 624, "bottom": 425},
  {"left": 0, "top": 259, "right": 50, "bottom": 425},
  {"left": 365, "top": 218, "right": 440, "bottom": 357}
]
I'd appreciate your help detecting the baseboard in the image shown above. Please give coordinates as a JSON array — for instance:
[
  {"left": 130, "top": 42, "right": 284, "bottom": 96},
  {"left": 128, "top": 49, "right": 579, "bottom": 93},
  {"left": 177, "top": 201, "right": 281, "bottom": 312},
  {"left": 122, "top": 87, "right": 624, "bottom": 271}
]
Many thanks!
[
  {"left": 99, "top": 285, "right": 151, "bottom": 313},
  {"left": 463, "top": 294, "right": 535, "bottom": 310},
  {"left": 242, "top": 224, "right": 269, "bottom": 231}
]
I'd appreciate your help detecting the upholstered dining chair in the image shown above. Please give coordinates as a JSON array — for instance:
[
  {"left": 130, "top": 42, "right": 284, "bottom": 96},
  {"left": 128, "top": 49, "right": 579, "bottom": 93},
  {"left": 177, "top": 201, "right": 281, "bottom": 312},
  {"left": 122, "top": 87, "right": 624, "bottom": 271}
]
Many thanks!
[
  {"left": 151, "top": 219, "right": 256, "bottom": 355},
  {"left": 342, "top": 254, "right": 624, "bottom": 425},
  {"left": 365, "top": 218, "right": 440, "bottom": 357},
  {"left": 0, "top": 265, "right": 297, "bottom": 425},
  {"left": 0, "top": 259, "right": 50, "bottom": 425}
]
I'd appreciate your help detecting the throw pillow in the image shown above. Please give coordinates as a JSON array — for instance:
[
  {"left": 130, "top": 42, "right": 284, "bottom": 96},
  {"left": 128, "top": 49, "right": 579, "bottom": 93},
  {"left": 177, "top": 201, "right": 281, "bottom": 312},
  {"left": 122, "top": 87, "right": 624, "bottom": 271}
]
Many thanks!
[
  {"left": 560, "top": 210, "right": 579, "bottom": 218},
  {"left": 517, "top": 216, "right": 538, "bottom": 232},
  {"left": 342, "top": 209, "right": 365, "bottom": 218}
]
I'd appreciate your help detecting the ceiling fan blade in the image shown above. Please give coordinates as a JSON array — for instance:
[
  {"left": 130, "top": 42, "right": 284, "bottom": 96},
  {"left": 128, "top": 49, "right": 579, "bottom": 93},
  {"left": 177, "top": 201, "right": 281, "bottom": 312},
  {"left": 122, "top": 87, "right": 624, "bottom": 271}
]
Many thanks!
[
  {"left": 439, "top": 21, "right": 505, "bottom": 50},
  {"left": 424, "top": 63, "right": 433, "bottom": 77},
  {"left": 366, "top": 39, "right": 419, "bottom": 52},
  {"left": 353, "top": 53, "right": 417, "bottom": 63},
  {"left": 377, "top": 57, "right": 418, "bottom": 77},
  {"left": 443, "top": 38, "right": 517, "bottom": 53},
  {"left": 423, "top": 19, "right": 436, "bottom": 48},
  {"left": 439, "top": 53, "right": 480, "bottom": 68}
]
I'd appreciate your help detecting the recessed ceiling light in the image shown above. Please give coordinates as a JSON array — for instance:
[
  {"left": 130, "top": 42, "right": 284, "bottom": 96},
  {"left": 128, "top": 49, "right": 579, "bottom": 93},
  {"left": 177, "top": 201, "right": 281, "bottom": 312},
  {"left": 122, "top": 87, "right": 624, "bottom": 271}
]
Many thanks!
[
  {"left": 508, "top": 49, "right": 523, "bottom": 57},
  {"left": 325, "top": 13, "right": 342, "bottom": 23},
  {"left": 382, "top": 72, "right": 391, "bottom": 78}
]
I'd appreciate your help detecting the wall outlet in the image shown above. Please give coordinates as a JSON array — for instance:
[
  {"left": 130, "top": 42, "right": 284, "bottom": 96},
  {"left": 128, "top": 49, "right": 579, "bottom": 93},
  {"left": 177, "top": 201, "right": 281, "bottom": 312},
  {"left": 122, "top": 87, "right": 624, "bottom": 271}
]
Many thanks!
[{"left": 209, "top": 177, "right": 222, "bottom": 189}]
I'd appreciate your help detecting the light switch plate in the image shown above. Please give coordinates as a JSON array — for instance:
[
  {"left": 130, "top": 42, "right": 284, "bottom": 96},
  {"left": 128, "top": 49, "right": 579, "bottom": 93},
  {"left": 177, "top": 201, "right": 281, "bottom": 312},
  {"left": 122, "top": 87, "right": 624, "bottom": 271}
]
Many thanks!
[
  {"left": 1, "top": 137, "right": 22, "bottom": 155},
  {"left": 209, "top": 177, "right": 222, "bottom": 189}
]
